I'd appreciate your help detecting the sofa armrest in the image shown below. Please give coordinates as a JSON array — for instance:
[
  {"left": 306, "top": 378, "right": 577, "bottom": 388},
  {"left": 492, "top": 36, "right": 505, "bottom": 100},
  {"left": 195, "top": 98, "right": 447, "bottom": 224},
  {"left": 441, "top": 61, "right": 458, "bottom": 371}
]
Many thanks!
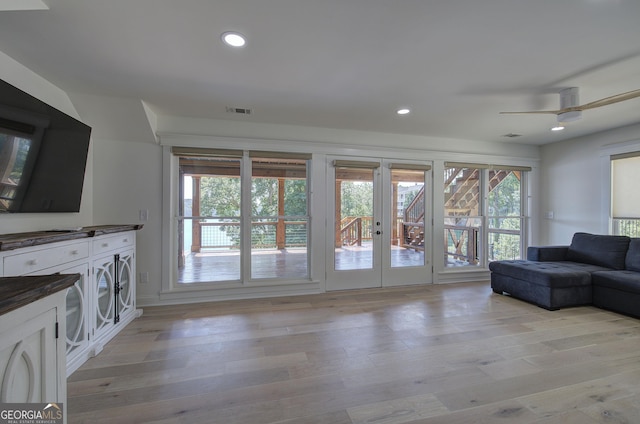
[{"left": 527, "top": 246, "right": 569, "bottom": 262}]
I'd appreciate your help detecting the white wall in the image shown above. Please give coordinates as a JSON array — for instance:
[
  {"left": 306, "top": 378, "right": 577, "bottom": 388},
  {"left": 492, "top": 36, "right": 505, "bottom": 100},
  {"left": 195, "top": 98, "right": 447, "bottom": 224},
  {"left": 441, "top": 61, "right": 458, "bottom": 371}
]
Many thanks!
[
  {"left": 0, "top": 50, "right": 93, "bottom": 234},
  {"left": 158, "top": 115, "right": 541, "bottom": 158},
  {"left": 91, "top": 138, "right": 163, "bottom": 301},
  {"left": 539, "top": 122, "right": 640, "bottom": 245}
]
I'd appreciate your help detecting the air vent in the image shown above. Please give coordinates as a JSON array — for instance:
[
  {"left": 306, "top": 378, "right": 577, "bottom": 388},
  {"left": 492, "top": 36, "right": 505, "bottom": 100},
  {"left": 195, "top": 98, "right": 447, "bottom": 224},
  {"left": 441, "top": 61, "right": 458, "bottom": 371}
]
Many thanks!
[
  {"left": 502, "top": 133, "right": 522, "bottom": 138},
  {"left": 226, "top": 107, "right": 252, "bottom": 115}
]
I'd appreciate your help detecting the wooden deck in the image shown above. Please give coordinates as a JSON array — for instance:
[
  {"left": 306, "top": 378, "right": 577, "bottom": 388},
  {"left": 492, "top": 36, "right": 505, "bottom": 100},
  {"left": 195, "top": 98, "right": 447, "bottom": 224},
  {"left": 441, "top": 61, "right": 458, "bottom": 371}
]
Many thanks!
[{"left": 68, "top": 283, "right": 640, "bottom": 423}]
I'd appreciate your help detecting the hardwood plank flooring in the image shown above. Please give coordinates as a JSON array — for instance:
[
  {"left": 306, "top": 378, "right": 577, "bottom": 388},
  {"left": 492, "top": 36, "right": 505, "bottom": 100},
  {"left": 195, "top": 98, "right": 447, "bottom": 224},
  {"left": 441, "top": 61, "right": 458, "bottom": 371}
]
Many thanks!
[{"left": 67, "top": 282, "right": 640, "bottom": 423}]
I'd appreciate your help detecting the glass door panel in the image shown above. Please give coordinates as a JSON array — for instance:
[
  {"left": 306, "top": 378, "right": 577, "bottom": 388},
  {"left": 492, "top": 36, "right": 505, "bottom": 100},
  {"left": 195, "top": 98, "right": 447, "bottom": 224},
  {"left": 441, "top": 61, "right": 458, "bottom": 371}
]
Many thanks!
[
  {"left": 327, "top": 160, "right": 381, "bottom": 291},
  {"left": 390, "top": 168, "right": 426, "bottom": 268},
  {"left": 382, "top": 163, "right": 432, "bottom": 286},
  {"left": 335, "top": 167, "right": 375, "bottom": 271}
]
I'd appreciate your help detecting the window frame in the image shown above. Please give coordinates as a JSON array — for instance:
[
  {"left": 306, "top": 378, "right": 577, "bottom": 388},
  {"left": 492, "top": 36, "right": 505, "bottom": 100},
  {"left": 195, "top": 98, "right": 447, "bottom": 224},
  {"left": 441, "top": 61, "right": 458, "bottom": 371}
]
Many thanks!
[
  {"left": 443, "top": 163, "right": 529, "bottom": 269},
  {"left": 610, "top": 151, "right": 640, "bottom": 237},
  {"left": 160, "top": 145, "right": 319, "bottom": 299}
]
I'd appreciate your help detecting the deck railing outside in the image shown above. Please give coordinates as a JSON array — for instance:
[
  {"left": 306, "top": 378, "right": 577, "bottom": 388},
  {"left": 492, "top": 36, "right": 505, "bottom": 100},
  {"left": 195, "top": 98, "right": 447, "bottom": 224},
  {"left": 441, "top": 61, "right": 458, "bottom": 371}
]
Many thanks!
[
  {"left": 196, "top": 220, "right": 308, "bottom": 250},
  {"left": 338, "top": 216, "right": 373, "bottom": 246},
  {"left": 193, "top": 215, "right": 522, "bottom": 261}
]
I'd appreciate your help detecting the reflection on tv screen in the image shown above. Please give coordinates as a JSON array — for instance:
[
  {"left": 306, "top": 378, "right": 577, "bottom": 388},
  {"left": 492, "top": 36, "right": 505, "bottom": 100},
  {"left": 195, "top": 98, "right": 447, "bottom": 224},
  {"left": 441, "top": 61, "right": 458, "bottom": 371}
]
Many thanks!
[{"left": 0, "top": 133, "right": 34, "bottom": 212}]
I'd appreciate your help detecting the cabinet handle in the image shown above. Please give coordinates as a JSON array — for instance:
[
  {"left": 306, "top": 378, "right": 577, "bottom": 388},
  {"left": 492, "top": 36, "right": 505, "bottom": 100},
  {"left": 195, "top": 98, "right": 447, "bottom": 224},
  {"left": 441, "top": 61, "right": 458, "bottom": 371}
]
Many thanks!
[
  {"left": 71, "top": 250, "right": 79, "bottom": 255},
  {"left": 27, "top": 259, "right": 38, "bottom": 266},
  {"left": 102, "top": 243, "right": 109, "bottom": 248},
  {"left": 123, "top": 238, "right": 128, "bottom": 243}
]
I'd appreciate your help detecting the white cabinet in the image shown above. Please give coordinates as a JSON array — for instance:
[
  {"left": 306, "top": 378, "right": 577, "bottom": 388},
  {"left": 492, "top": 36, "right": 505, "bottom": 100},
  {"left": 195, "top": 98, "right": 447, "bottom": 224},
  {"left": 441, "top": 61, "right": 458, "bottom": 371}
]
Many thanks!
[
  {"left": 0, "top": 226, "right": 141, "bottom": 376},
  {"left": 62, "top": 263, "right": 90, "bottom": 374},
  {"left": 117, "top": 250, "right": 135, "bottom": 321},
  {"left": 0, "top": 303, "right": 58, "bottom": 403},
  {"left": 0, "top": 274, "right": 74, "bottom": 422},
  {"left": 94, "top": 255, "right": 116, "bottom": 337},
  {"left": 91, "top": 233, "right": 137, "bottom": 353}
]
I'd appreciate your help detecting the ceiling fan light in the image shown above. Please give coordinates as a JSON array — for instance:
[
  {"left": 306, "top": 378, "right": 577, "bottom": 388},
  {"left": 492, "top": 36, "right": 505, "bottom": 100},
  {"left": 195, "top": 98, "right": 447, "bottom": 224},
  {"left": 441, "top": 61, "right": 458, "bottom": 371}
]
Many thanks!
[
  {"left": 397, "top": 108, "right": 411, "bottom": 115},
  {"left": 222, "top": 31, "right": 246, "bottom": 47},
  {"left": 551, "top": 126, "right": 565, "bottom": 131}
]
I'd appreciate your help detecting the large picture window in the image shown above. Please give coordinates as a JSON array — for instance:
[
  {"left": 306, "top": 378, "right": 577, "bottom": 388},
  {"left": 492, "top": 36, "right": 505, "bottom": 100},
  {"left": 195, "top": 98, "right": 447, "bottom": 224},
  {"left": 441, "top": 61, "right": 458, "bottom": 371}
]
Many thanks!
[
  {"left": 611, "top": 152, "right": 640, "bottom": 237},
  {"left": 173, "top": 148, "right": 310, "bottom": 284},
  {"left": 444, "top": 162, "right": 528, "bottom": 268}
]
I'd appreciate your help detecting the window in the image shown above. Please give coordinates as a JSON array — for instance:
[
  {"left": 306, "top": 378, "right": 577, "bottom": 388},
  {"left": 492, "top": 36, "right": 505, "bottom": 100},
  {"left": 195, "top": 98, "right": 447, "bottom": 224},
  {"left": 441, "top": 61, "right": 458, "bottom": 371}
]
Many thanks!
[
  {"left": 250, "top": 154, "right": 309, "bottom": 279},
  {"left": 444, "top": 166, "right": 482, "bottom": 267},
  {"left": 611, "top": 153, "right": 640, "bottom": 237},
  {"left": 178, "top": 155, "right": 242, "bottom": 283},
  {"left": 444, "top": 162, "right": 529, "bottom": 268},
  {"left": 487, "top": 169, "right": 523, "bottom": 262},
  {"left": 173, "top": 148, "right": 310, "bottom": 284}
]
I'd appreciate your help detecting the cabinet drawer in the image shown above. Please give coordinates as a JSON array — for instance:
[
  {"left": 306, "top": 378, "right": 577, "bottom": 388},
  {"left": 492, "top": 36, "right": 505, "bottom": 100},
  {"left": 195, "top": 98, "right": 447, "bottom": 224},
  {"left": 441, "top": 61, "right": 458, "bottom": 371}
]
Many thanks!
[
  {"left": 3, "top": 241, "right": 89, "bottom": 276},
  {"left": 92, "top": 232, "right": 134, "bottom": 256}
]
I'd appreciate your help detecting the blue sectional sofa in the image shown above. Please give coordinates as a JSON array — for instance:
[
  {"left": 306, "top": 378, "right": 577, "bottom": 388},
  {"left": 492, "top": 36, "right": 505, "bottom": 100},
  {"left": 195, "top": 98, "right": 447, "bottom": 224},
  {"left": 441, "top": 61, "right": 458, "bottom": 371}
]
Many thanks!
[{"left": 489, "top": 233, "right": 640, "bottom": 318}]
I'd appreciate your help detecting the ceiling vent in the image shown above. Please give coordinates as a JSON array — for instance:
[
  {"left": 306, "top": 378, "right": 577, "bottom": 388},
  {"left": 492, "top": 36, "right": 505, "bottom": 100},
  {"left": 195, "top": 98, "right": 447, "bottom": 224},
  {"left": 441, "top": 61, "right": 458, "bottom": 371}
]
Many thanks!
[
  {"left": 502, "top": 133, "right": 522, "bottom": 138},
  {"left": 226, "top": 106, "right": 252, "bottom": 115}
]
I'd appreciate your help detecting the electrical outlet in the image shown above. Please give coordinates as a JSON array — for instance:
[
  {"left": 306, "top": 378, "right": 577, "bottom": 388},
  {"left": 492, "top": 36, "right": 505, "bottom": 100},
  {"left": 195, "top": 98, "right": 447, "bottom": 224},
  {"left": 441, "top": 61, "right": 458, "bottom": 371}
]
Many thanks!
[
  {"left": 545, "top": 211, "right": 554, "bottom": 219},
  {"left": 139, "top": 272, "right": 149, "bottom": 284},
  {"left": 139, "top": 209, "right": 149, "bottom": 221}
]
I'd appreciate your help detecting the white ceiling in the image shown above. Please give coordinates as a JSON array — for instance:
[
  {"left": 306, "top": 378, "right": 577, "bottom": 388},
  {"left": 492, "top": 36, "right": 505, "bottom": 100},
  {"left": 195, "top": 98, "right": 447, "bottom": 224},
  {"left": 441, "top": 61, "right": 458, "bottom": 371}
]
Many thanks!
[{"left": 1, "top": 0, "right": 639, "bottom": 145}]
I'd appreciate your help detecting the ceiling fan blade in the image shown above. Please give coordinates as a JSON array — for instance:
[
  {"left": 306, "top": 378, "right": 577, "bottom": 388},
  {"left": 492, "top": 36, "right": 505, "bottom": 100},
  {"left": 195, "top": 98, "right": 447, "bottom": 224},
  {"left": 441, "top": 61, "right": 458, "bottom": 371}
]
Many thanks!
[
  {"left": 500, "top": 88, "right": 640, "bottom": 116},
  {"left": 577, "top": 89, "right": 640, "bottom": 111},
  {"left": 499, "top": 110, "right": 561, "bottom": 115}
]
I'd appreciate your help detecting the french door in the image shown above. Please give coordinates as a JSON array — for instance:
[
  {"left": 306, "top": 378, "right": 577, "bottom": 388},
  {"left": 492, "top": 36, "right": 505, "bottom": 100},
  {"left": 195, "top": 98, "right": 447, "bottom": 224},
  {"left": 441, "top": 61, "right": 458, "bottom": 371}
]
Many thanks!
[{"left": 326, "top": 157, "right": 432, "bottom": 290}]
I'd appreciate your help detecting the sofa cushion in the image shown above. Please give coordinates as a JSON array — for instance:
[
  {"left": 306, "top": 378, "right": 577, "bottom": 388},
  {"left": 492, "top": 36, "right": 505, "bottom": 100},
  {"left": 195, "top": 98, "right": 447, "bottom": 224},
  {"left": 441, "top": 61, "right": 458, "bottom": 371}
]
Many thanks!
[
  {"left": 626, "top": 238, "right": 640, "bottom": 272},
  {"left": 488, "top": 260, "right": 605, "bottom": 288},
  {"left": 592, "top": 270, "right": 640, "bottom": 294},
  {"left": 565, "top": 232, "right": 630, "bottom": 270}
]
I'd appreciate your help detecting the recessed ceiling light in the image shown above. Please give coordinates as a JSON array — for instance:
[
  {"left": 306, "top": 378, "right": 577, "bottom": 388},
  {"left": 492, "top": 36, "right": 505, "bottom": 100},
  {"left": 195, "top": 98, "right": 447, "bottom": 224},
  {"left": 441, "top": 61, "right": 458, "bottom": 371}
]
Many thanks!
[
  {"left": 551, "top": 126, "right": 565, "bottom": 131},
  {"left": 397, "top": 108, "right": 411, "bottom": 115},
  {"left": 221, "top": 32, "right": 246, "bottom": 47}
]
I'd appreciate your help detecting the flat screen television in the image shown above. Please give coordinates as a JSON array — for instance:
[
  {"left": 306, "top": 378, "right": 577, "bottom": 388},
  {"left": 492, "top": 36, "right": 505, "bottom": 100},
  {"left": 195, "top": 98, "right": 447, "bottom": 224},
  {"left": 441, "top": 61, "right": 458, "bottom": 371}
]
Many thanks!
[{"left": 0, "top": 79, "right": 91, "bottom": 213}]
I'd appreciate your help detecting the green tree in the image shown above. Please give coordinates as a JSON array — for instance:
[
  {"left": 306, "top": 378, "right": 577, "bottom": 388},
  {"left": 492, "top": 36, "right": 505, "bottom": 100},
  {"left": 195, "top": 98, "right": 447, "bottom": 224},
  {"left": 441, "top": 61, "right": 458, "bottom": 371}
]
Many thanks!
[
  {"left": 488, "top": 171, "right": 522, "bottom": 260},
  {"left": 198, "top": 176, "right": 241, "bottom": 246},
  {"left": 284, "top": 179, "right": 307, "bottom": 215},
  {"left": 403, "top": 189, "right": 417, "bottom": 210},
  {"left": 199, "top": 176, "right": 241, "bottom": 217},
  {"left": 341, "top": 181, "right": 373, "bottom": 217}
]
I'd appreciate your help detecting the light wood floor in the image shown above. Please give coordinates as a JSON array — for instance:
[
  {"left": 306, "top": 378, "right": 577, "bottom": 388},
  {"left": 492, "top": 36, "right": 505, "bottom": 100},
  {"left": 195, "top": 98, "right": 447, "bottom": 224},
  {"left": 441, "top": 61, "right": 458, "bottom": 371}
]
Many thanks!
[{"left": 67, "top": 282, "right": 640, "bottom": 424}]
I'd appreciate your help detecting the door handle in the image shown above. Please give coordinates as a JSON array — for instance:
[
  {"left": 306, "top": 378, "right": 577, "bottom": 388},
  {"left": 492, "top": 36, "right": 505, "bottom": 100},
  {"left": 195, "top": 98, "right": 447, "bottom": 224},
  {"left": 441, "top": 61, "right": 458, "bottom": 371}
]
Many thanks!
[{"left": 376, "top": 231, "right": 381, "bottom": 235}]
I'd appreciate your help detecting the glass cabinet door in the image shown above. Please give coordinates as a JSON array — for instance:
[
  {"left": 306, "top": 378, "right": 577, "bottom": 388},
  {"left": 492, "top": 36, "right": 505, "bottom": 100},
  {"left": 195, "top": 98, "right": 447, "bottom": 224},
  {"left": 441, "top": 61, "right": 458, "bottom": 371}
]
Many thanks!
[
  {"left": 65, "top": 265, "right": 88, "bottom": 357},
  {"left": 94, "top": 258, "right": 115, "bottom": 333},
  {"left": 117, "top": 251, "right": 134, "bottom": 317}
]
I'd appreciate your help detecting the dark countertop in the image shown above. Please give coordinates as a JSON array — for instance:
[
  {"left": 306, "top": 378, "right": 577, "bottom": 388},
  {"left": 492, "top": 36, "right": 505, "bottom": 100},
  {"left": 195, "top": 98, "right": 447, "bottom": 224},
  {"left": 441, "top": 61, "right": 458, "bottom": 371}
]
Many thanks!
[
  {"left": 0, "top": 274, "right": 79, "bottom": 316},
  {"left": 0, "top": 224, "right": 143, "bottom": 251}
]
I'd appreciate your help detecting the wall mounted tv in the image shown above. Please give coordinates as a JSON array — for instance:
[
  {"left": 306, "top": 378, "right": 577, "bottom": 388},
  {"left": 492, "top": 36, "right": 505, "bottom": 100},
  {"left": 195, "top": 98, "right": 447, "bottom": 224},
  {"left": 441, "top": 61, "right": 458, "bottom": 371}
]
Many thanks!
[{"left": 0, "top": 79, "right": 91, "bottom": 213}]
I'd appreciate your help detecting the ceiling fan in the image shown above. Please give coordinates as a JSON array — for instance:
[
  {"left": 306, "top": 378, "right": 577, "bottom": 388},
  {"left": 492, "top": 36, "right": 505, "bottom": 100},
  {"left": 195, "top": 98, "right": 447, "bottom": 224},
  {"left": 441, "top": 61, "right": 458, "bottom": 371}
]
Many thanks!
[{"left": 500, "top": 87, "right": 640, "bottom": 123}]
